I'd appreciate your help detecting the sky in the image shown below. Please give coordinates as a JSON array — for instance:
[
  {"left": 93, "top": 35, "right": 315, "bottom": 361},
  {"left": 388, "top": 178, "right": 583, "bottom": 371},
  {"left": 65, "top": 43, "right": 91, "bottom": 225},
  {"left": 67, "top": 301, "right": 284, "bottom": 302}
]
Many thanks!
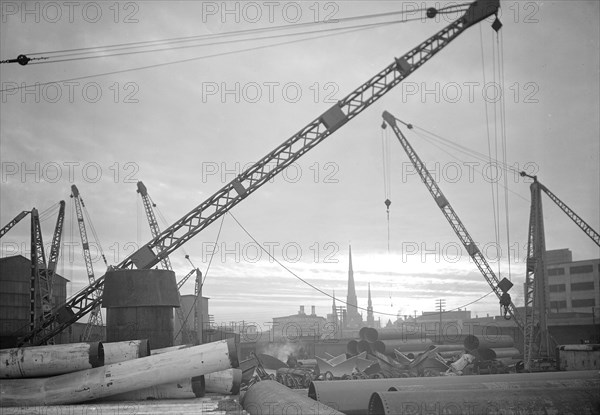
[{"left": 1, "top": 1, "right": 599, "bottom": 329}]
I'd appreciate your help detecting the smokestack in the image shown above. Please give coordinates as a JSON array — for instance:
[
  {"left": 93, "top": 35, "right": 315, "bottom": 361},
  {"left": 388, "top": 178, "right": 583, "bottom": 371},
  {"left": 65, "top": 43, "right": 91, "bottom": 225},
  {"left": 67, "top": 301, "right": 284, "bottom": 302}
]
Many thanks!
[
  {"left": 311, "top": 306, "right": 316, "bottom": 316},
  {"left": 299, "top": 306, "right": 305, "bottom": 315}
]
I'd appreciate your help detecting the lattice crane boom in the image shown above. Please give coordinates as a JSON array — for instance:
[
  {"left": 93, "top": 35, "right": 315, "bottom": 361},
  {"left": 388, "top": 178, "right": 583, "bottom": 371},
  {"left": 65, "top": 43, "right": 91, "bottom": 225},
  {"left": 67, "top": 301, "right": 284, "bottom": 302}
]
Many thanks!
[
  {"left": 381, "top": 112, "right": 525, "bottom": 332},
  {"left": 137, "top": 181, "right": 172, "bottom": 271},
  {"left": 21, "top": 0, "right": 500, "bottom": 346},
  {"left": 71, "top": 185, "right": 104, "bottom": 342},
  {"left": 1, "top": 210, "right": 30, "bottom": 239}
]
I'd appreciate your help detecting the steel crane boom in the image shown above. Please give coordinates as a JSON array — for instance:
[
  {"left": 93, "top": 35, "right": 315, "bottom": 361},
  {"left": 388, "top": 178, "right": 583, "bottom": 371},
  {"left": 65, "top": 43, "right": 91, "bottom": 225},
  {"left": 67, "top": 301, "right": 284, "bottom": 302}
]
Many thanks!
[
  {"left": 1, "top": 210, "right": 30, "bottom": 239},
  {"left": 71, "top": 185, "right": 105, "bottom": 341},
  {"left": 381, "top": 111, "right": 524, "bottom": 331},
  {"left": 21, "top": 0, "right": 500, "bottom": 346}
]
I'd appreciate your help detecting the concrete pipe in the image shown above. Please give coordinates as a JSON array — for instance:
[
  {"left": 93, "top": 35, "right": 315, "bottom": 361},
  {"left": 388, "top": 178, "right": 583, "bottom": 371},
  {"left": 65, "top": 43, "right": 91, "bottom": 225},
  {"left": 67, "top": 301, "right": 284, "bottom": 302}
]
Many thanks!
[
  {"left": 359, "top": 327, "right": 379, "bottom": 342},
  {"left": 346, "top": 340, "right": 358, "bottom": 356},
  {"left": 204, "top": 368, "right": 242, "bottom": 395},
  {"left": 310, "top": 371, "right": 600, "bottom": 415},
  {"left": 368, "top": 386, "right": 600, "bottom": 415},
  {"left": 371, "top": 341, "right": 386, "bottom": 354},
  {"left": 464, "top": 334, "right": 514, "bottom": 351},
  {"left": 0, "top": 342, "right": 103, "bottom": 379},
  {"left": 357, "top": 340, "right": 372, "bottom": 354},
  {"left": 242, "top": 380, "right": 343, "bottom": 415},
  {"left": 151, "top": 344, "right": 193, "bottom": 354},
  {"left": 0, "top": 338, "right": 237, "bottom": 407},
  {"left": 99, "top": 376, "right": 205, "bottom": 400},
  {"left": 103, "top": 339, "right": 150, "bottom": 365}
]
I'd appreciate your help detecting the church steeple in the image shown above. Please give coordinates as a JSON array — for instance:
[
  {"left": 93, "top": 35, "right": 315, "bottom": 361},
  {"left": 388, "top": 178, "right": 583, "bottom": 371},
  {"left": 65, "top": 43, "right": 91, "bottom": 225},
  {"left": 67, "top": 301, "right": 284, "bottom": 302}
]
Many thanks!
[
  {"left": 367, "top": 282, "right": 375, "bottom": 326},
  {"left": 346, "top": 245, "right": 361, "bottom": 328}
]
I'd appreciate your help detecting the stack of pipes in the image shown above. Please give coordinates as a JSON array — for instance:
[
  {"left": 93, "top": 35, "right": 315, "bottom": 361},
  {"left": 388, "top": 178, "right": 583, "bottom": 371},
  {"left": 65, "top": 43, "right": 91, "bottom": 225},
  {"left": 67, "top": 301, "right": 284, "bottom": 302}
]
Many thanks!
[
  {"left": 307, "top": 371, "right": 600, "bottom": 415},
  {"left": 0, "top": 338, "right": 240, "bottom": 407}
]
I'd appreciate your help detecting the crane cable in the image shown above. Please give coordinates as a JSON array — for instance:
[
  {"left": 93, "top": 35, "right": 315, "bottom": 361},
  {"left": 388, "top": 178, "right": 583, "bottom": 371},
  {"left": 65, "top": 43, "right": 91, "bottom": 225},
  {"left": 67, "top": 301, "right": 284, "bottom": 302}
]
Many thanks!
[
  {"left": 497, "top": 29, "right": 513, "bottom": 281},
  {"left": 173, "top": 214, "right": 226, "bottom": 342},
  {"left": 381, "top": 124, "right": 392, "bottom": 252},
  {"left": 2, "top": 4, "right": 468, "bottom": 65},
  {"left": 0, "top": 5, "right": 471, "bottom": 93}
]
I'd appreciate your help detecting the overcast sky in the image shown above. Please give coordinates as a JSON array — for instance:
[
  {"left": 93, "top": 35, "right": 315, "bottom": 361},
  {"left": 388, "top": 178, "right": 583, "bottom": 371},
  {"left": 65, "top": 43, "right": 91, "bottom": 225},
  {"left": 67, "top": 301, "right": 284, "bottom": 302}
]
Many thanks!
[{"left": 1, "top": 1, "right": 598, "bottom": 328}]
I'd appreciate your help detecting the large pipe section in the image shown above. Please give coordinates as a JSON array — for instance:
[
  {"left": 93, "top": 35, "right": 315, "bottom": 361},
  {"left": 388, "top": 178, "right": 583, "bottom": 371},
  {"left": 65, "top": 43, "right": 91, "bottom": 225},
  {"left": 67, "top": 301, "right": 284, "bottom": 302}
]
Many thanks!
[
  {"left": 99, "top": 376, "right": 205, "bottom": 400},
  {"left": 369, "top": 387, "right": 600, "bottom": 415},
  {"left": 0, "top": 342, "right": 103, "bottom": 379},
  {"left": 0, "top": 339, "right": 237, "bottom": 406},
  {"left": 309, "top": 371, "right": 600, "bottom": 415},
  {"left": 103, "top": 339, "right": 150, "bottom": 365},
  {"left": 242, "top": 380, "right": 343, "bottom": 415},
  {"left": 204, "top": 368, "right": 242, "bottom": 395}
]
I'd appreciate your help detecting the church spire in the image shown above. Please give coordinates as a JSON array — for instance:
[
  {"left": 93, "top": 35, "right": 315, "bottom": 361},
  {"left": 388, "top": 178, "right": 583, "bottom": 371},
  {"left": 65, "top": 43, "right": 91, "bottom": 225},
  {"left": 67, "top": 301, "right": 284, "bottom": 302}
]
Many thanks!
[
  {"left": 346, "top": 245, "right": 361, "bottom": 328},
  {"left": 367, "top": 282, "right": 375, "bottom": 326}
]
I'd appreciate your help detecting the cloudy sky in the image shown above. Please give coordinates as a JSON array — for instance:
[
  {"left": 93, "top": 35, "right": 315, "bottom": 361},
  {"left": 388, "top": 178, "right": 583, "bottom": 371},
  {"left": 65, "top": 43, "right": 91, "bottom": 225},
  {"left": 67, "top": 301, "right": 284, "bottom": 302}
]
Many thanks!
[{"left": 1, "top": 1, "right": 598, "bottom": 328}]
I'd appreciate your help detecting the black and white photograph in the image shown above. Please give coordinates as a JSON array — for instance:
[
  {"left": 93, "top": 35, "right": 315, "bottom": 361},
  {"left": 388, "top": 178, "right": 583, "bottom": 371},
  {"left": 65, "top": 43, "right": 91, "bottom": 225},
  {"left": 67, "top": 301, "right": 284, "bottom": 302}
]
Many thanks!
[{"left": 1, "top": 0, "right": 599, "bottom": 413}]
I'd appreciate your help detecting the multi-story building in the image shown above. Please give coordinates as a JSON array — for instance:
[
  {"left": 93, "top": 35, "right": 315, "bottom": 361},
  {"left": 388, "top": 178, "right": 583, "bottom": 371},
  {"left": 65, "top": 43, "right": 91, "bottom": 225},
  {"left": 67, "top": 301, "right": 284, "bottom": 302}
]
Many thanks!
[
  {"left": 546, "top": 249, "right": 599, "bottom": 314},
  {"left": 272, "top": 305, "right": 327, "bottom": 339}
]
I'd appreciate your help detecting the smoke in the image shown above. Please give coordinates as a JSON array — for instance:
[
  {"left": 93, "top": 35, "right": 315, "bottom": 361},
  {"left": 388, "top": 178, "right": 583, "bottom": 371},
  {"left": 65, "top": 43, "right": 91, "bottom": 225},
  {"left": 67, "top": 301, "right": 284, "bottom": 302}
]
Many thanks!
[{"left": 258, "top": 342, "right": 303, "bottom": 362}]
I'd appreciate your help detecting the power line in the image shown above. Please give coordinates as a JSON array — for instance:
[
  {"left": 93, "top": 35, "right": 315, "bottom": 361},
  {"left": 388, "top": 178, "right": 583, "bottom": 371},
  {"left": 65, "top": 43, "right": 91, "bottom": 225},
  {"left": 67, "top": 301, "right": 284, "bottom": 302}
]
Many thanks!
[{"left": 227, "top": 211, "right": 495, "bottom": 318}]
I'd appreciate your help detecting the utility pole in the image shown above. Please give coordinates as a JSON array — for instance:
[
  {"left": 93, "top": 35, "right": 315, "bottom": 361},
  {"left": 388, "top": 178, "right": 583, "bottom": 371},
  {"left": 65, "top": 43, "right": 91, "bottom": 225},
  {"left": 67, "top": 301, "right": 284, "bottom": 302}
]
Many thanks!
[{"left": 436, "top": 299, "right": 446, "bottom": 343}]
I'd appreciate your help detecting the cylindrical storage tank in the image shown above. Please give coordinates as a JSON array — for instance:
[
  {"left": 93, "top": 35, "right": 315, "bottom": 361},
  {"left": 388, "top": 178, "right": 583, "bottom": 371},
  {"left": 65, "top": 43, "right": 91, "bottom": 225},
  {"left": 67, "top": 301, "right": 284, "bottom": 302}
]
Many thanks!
[{"left": 102, "top": 269, "right": 180, "bottom": 350}]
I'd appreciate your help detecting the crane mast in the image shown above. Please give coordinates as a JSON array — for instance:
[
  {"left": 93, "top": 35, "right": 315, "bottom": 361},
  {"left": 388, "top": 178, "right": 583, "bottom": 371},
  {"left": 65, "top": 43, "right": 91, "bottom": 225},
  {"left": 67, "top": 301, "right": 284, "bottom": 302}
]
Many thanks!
[
  {"left": 520, "top": 172, "right": 599, "bottom": 370},
  {"left": 381, "top": 112, "right": 524, "bottom": 331},
  {"left": 136, "top": 181, "right": 194, "bottom": 344},
  {"left": 21, "top": 0, "right": 500, "bottom": 346},
  {"left": 71, "top": 185, "right": 105, "bottom": 342},
  {"left": 29, "top": 209, "right": 48, "bottom": 337}
]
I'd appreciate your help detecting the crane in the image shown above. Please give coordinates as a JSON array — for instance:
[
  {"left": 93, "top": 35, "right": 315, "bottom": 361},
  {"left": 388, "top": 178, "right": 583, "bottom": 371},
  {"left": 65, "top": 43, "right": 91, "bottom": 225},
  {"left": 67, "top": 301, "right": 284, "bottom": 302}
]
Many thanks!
[
  {"left": 20, "top": 0, "right": 501, "bottom": 346},
  {"left": 380, "top": 112, "right": 524, "bottom": 329},
  {"left": 520, "top": 172, "right": 600, "bottom": 371},
  {"left": 71, "top": 185, "right": 105, "bottom": 342},
  {"left": 137, "top": 180, "right": 196, "bottom": 343},
  {"left": 28, "top": 203, "right": 63, "bottom": 344},
  {"left": 34, "top": 201, "right": 66, "bottom": 345},
  {"left": 0, "top": 210, "right": 30, "bottom": 239},
  {"left": 136, "top": 181, "right": 172, "bottom": 271}
]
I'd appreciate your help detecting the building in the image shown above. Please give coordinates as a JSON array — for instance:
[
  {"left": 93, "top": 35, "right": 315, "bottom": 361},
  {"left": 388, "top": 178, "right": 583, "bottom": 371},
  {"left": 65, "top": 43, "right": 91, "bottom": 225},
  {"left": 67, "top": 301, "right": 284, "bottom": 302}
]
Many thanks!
[
  {"left": 546, "top": 249, "right": 599, "bottom": 314},
  {"left": 0, "top": 255, "right": 69, "bottom": 347},
  {"left": 173, "top": 294, "right": 209, "bottom": 344},
  {"left": 271, "top": 305, "right": 327, "bottom": 339}
]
